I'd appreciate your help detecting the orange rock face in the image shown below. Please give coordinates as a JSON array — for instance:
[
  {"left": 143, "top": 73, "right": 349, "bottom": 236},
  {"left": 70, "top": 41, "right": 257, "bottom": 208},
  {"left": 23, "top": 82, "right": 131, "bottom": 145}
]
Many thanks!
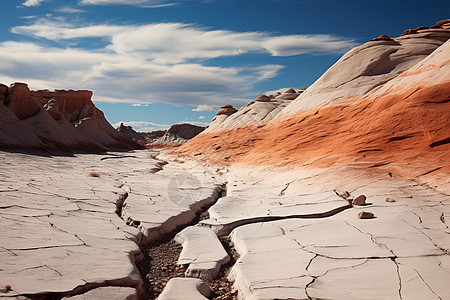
[{"left": 175, "top": 82, "right": 450, "bottom": 182}]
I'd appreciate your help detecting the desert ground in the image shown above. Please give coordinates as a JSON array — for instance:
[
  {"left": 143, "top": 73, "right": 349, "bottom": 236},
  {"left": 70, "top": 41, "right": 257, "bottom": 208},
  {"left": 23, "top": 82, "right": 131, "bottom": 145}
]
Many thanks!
[{"left": 1, "top": 149, "right": 449, "bottom": 299}]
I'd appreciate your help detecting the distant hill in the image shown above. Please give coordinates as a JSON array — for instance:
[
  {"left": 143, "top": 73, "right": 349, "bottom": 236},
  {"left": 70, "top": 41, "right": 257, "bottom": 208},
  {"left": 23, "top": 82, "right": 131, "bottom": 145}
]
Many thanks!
[{"left": 117, "top": 123, "right": 205, "bottom": 147}]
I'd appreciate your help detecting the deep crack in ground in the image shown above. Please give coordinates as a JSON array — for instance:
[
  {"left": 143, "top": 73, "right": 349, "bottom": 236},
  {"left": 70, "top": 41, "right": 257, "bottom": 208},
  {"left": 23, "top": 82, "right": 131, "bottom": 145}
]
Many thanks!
[{"left": 119, "top": 176, "right": 238, "bottom": 300}]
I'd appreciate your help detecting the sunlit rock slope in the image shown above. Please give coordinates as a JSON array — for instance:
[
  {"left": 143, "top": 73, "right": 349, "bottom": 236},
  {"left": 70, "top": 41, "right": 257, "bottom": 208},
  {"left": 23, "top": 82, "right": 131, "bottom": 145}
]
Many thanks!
[{"left": 176, "top": 20, "right": 450, "bottom": 193}]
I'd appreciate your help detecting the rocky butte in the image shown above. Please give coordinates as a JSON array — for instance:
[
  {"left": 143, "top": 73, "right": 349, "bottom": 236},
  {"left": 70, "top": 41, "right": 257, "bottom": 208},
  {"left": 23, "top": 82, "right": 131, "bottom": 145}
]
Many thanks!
[
  {"left": 0, "top": 82, "right": 142, "bottom": 153},
  {"left": 0, "top": 20, "right": 449, "bottom": 300}
]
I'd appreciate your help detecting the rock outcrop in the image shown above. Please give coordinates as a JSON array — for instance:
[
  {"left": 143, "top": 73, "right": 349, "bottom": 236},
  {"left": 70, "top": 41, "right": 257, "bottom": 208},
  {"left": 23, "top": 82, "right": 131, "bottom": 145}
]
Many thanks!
[
  {"left": 117, "top": 123, "right": 205, "bottom": 147},
  {"left": 5, "top": 83, "right": 42, "bottom": 120},
  {"left": 0, "top": 83, "right": 142, "bottom": 152},
  {"left": 117, "top": 123, "right": 145, "bottom": 141},
  {"left": 205, "top": 88, "right": 303, "bottom": 132},
  {"left": 176, "top": 20, "right": 450, "bottom": 191},
  {"left": 216, "top": 105, "right": 238, "bottom": 115}
]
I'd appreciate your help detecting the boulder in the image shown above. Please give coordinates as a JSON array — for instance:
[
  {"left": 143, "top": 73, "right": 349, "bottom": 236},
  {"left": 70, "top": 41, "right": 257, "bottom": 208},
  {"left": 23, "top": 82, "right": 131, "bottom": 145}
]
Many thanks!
[
  {"left": 352, "top": 195, "right": 367, "bottom": 206},
  {"left": 216, "top": 105, "right": 238, "bottom": 116},
  {"left": 6, "top": 83, "right": 42, "bottom": 120},
  {"left": 285, "top": 88, "right": 297, "bottom": 93},
  {"left": 358, "top": 211, "right": 375, "bottom": 219}
]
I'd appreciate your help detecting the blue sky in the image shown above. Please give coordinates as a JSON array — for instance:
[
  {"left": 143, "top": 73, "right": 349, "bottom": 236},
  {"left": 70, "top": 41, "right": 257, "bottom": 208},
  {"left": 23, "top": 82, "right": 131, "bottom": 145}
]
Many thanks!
[{"left": 1, "top": 0, "right": 448, "bottom": 131}]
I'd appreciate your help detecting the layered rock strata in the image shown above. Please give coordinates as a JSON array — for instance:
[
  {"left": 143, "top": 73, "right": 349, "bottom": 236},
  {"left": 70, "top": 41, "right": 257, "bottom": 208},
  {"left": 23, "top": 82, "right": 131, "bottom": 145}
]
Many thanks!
[{"left": 0, "top": 83, "right": 141, "bottom": 152}]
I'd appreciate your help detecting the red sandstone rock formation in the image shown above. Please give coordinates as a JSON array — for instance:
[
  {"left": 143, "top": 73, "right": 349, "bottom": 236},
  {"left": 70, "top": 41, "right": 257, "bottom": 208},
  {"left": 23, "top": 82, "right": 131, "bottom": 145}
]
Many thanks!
[
  {"left": 5, "top": 83, "right": 42, "bottom": 120},
  {"left": 0, "top": 83, "right": 142, "bottom": 152}
]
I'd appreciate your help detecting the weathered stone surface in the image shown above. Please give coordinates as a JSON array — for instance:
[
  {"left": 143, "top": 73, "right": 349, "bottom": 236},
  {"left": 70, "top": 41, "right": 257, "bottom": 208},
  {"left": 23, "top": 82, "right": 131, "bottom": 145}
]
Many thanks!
[
  {"left": 0, "top": 150, "right": 225, "bottom": 298},
  {"left": 62, "top": 287, "right": 137, "bottom": 300},
  {"left": 196, "top": 165, "right": 450, "bottom": 299},
  {"left": 158, "top": 278, "right": 210, "bottom": 300},
  {"left": 119, "top": 158, "right": 222, "bottom": 243},
  {"left": 175, "top": 226, "right": 230, "bottom": 280},
  {"left": 0, "top": 151, "right": 148, "bottom": 297}
]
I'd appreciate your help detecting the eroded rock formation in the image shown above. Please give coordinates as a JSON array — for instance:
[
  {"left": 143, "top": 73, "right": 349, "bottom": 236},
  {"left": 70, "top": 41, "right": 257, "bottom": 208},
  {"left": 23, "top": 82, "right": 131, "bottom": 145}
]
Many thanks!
[
  {"left": 0, "top": 83, "right": 142, "bottom": 152},
  {"left": 117, "top": 123, "right": 205, "bottom": 147},
  {"left": 176, "top": 20, "right": 450, "bottom": 191}
]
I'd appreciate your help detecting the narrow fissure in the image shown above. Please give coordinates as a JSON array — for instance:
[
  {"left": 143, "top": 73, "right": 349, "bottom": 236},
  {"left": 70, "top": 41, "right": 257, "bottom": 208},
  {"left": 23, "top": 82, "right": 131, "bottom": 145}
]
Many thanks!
[
  {"left": 128, "top": 182, "right": 239, "bottom": 299},
  {"left": 208, "top": 236, "right": 239, "bottom": 300},
  {"left": 305, "top": 276, "right": 317, "bottom": 300}
]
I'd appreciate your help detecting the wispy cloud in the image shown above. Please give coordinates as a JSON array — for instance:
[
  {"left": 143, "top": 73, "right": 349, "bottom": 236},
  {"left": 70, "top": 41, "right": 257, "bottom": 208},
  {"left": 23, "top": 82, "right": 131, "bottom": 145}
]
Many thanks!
[
  {"left": 0, "top": 40, "right": 274, "bottom": 106},
  {"left": 131, "top": 103, "right": 149, "bottom": 107},
  {"left": 55, "top": 7, "right": 86, "bottom": 14},
  {"left": 192, "top": 104, "right": 218, "bottom": 112},
  {"left": 22, "top": 0, "right": 46, "bottom": 7},
  {"left": 11, "top": 20, "right": 356, "bottom": 63},
  {"left": 199, "top": 116, "right": 206, "bottom": 119},
  {"left": 2, "top": 18, "right": 356, "bottom": 107},
  {"left": 79, "top": 0, "right": 177, "bottom": 8},
  {"left": 11, "top": 19, "right": 125, "bottom": 40}
]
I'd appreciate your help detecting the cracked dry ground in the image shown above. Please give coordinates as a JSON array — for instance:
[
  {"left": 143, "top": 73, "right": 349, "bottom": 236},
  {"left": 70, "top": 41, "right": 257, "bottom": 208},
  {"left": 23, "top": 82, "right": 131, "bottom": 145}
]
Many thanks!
[{"left": 1, "top": 150, "right": 450, "bottom": 299}]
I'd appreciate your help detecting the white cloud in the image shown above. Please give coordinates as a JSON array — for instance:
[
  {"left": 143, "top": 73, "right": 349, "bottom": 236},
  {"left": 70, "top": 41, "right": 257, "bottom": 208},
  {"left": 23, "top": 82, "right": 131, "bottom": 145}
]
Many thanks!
[
  {"left": 79, "top": 0, "right": 177, "bottom": 7},
  {"left": 22, "top": 0, "right": 46, "bottom": 7},
  {"left": 3, "top": 19, "right": 356, "bottom": 107},
  {"left": 11, "top": 19, "right": 125, "bottom": 41},
  {"left": 55, "top": 7, "right": 86, "bottom": 14},
  {"left": 263, "top": 35, "right": 357, "bottom": 56},
  {"left": 131, "top": 103, "right": 149, "bottom": 106},
  {"left": 113, "top": 121, "right": 170, "bottom": 132},
  {"left": 0, "top": 40, "right": 270, "bottom": 107},
  {"left": 11, "top": 20, "right": 356, "bottom": 63},
  {"left": 192, "top": 104, "right": 218, "bottom": 112}
]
